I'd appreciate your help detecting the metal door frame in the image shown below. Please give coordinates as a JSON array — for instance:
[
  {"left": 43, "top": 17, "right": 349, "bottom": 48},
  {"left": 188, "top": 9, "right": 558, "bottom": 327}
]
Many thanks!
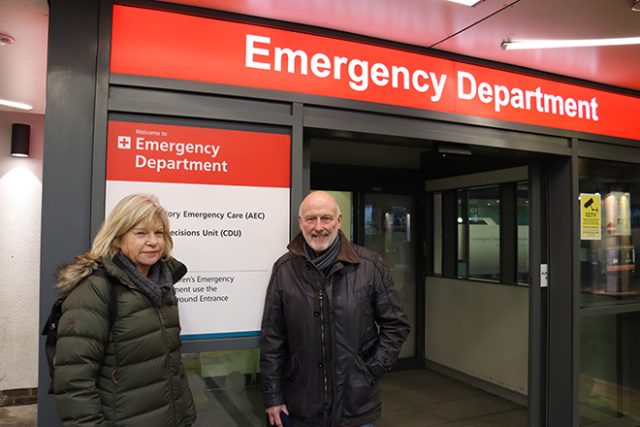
[{"left": 310, "top": 163, "right": 425, "bottom": 369}]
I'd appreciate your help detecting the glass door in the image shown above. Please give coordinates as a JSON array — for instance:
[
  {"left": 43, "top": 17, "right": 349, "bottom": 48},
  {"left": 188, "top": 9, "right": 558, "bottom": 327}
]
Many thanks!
[{"left": 362, "top": 192, "right": 416, "bottom": 359}]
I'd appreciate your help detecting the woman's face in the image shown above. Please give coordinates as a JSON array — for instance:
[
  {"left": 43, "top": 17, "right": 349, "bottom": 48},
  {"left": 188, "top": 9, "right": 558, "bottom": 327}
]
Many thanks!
[{"left": 119, "top": 217, "right": 165, "bottom": 276}]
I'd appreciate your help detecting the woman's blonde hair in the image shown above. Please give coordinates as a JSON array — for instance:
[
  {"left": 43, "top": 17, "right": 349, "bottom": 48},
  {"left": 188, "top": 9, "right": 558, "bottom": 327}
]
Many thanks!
[{"left": 89, "top": 193, "right": 173, "bottom": 260}]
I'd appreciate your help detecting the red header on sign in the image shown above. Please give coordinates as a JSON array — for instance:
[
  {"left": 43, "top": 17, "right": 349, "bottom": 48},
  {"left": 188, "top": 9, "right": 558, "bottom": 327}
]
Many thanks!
[
  {"left": 106, "top": 121, "right": 290, "bottom": 188},
  {"left": 110, "top": 5, "right": 640, "bottom": 141}
]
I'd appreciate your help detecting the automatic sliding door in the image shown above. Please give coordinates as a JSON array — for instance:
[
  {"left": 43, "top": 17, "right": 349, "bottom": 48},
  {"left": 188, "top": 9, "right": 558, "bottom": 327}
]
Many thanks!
[{"left": 363, "top": 192, "right": 416, "bottom": 358}]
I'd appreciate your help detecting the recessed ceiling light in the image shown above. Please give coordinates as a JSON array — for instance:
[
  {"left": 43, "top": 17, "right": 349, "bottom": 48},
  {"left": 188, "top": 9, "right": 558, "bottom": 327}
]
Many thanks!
[
  {"left": 501, "top": 37, "right": 640, "bottom": 50},
  {"left": 0, "top": 99, "right": 34, "bottom": 111},
  {"left": 448, "top": 0, "right": 484, "bottom": 6}
]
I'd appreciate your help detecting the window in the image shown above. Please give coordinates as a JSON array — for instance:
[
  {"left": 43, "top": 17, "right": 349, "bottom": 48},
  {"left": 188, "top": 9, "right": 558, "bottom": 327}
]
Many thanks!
[
  {"left": 431, "top": 181, "right": 528, "bottom": 285},
  {"left": 183, "top": 349, "right": 263, "bottom": 424},
  {"left": 433, "top": 192, "right": 443, "bottom": 275},
  {"left": 580, "top": 312, "right": 640, "bottom": 425},
  {"left": 452, "top": 186, "right": 501, "bottom": 282},
  {"left": 457, "top": 189, "right": 468, "bottom": 277},
  {"left": 579, "top": 158, "right": 640, "bottom": 426},
  {"left": 467, "top": 186, "right": 501, "bottom": 282},
  {"left": 517, "top": 182, "right": 530, "bottom": 284},
  {"left": 579, "top": 158, "right": 640, "bottom": 308}
]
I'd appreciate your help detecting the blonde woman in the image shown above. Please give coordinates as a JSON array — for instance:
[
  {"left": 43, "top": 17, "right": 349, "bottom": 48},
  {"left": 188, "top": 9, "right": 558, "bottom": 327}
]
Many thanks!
[{"left": 53, "top": 193, "right": 196, "bottom": 426}]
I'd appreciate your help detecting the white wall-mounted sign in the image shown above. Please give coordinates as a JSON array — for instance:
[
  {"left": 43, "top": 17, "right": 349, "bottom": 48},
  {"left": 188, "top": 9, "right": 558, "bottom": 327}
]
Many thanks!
[{"left": 105, "top": 120, "right": 290, "bottom": 339}]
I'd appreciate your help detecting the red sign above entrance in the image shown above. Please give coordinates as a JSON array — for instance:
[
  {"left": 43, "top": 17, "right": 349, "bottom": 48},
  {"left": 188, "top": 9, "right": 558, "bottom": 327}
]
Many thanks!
[{"left": 110, "top": 5, "right": 640, "bottom": 141}]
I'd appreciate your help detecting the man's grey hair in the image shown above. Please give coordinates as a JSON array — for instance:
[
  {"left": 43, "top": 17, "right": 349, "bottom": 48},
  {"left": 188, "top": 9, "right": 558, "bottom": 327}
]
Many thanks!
[{"left": 298, "top": 191, "right": 342, "bottom": 217}]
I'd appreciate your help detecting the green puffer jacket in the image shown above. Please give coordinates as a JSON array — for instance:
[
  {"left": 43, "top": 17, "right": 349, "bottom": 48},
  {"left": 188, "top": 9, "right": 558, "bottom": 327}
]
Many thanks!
[{"left": 53, "top": 255, "right": 196, "bottom": 427}]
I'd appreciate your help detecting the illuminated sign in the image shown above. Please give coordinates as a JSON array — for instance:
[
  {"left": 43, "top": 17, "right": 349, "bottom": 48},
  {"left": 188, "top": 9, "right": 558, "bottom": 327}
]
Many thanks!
[
  {"left": 106, "top": 120, "right": 291, "bottom": 339},
  {"left": 110, "top": 5, "right": 640, "bottom": 141}
]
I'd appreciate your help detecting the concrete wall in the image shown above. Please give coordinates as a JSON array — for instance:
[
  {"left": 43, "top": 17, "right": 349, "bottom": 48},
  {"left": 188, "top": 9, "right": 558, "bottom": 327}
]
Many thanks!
[
  {"left": 0, "top": 112, "right": 43, "bottom": 391},
  {"left": 425, "top": 276, "right": 529, "bottom": 394}
]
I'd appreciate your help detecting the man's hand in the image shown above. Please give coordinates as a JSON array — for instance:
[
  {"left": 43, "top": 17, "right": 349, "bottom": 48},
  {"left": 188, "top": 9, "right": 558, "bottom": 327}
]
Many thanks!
[{"left": 265, "top": 404, "right": 289, "bottom": 427}]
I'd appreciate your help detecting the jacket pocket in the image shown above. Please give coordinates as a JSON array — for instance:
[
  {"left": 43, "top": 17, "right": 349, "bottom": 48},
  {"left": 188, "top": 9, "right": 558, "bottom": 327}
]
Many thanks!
[
  {"left": 284, "top": 355, "right": 307, "bottom": 416},
  {"left": 353, "top": 282, "right": 373, "bottom": 305},
  {"left": 285, "top": 354, "right": 298, "bottom": 382},
  {"left": 343, "top": 353, "right": 380, "bottom": 417}
]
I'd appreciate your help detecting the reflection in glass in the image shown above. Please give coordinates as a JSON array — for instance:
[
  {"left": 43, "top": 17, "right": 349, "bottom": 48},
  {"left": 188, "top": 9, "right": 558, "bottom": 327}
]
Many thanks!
[
  {"left": 364, "top": 193, "right": 416, "bottom": 358},
  {"left": 579, "top": 159, "right": 640, "bottom": 308},
  {"left": 433, "top": 192, "right": 443, "bottom": 275},
  {"left": 467, "top": 186, "right": 501, "bottom": 282},
  {"left": 517, "top": 182, "right": 530, "bottom": 284},
  {"left": 327, "top": 191, "right": 353, "bottom": 241},
  {"left": 457, "top": 190, "right": 468, "bottom": 278},
  {"left": 184, "top": 349, "right": 264, "bottom": 426},
  {"left": 580, "top": 312, "right": 640, "bottom": 425}
]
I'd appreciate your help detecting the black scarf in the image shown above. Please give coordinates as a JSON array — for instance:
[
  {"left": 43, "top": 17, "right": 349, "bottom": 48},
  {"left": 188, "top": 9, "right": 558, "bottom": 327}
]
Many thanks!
[
  {"left": 115, "top": 253, "right": 173, "bottom": 307},
  {"left": 303, "top": 234, "right": 341, "bottom": 273}
]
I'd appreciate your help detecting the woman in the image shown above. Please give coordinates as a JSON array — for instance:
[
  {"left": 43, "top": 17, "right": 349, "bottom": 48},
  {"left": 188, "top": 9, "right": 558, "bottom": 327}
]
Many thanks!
[{"left": 53, "top": 193, "right": 196, "bottom": 427}]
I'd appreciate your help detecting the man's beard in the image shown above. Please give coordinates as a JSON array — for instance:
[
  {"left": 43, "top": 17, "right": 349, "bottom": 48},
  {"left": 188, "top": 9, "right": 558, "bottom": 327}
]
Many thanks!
[{"left": 306, "top": 230, "right": 336, "bottom": 252}]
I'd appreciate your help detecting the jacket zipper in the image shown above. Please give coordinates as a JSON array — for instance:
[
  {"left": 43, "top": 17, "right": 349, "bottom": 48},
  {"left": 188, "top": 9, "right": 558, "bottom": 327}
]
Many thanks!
[
  {"left": 159, "top": 305, "right": 166, "bottom": 326},
  {"left": 159, "top": 302, "right": 179, "bottom": 425},
  {"left": 319, "top": 288, "right": 328, "bottom": 402}
]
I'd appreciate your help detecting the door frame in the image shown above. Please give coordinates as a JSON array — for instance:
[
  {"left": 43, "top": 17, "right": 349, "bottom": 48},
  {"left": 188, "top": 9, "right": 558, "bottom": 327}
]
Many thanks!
[
  {"left": 528, "top": 156, "right": 574, "bottom": 427},
  {"left": 311, "top": 163, "right": 426, "bottom": 369},
  {"left": 303, "top": 103, "right": 574, "bottom": 423}
]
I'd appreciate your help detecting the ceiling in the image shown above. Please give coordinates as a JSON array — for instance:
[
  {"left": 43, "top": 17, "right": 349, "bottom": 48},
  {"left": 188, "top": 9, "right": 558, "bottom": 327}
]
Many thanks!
[
  {"left": 0, "top": 0, "right": 48, "bottom": 115},
  {"left": 1, "top": 0, "right": 639, "bottom": 118}
]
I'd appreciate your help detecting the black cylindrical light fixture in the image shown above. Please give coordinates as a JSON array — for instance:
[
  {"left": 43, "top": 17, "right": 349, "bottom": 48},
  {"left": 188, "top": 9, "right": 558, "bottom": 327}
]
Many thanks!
[{"left": 11, "top": 123, "right": 30, "bottom": 157}]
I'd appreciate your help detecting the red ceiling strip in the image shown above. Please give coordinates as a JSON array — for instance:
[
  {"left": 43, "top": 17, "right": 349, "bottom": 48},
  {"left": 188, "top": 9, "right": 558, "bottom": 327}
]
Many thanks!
[{"left": 110, "top": 5, "right": 640, "bottom": 141}]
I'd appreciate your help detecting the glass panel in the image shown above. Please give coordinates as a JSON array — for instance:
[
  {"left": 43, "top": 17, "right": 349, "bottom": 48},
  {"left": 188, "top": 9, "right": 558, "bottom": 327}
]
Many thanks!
[
  {"left": 184, "top": 349, "right": 264, "bottom": 426},
  {"left": 457, "top": 189, "right": 468, "bottom": 278},
  {"left": 327, "top": 190, "right": 353, "bottom": 241},
  {"left": 433, "top": 192, "right": 442, "bottom": 275},
  {"left": 579, "top": 312, "right": 640, "bottom": 425},
  {"left": 517, "top": 182, "right": 530, "bottom": 284},
  {"left": 468, "top": 186, "right": 501, "bottom": 282},
  {"left": 364, "top": 193, "right": 416, "bottom": 358},
  {"left": 579, "top": 159, "right": 640, "bottom": 308}
]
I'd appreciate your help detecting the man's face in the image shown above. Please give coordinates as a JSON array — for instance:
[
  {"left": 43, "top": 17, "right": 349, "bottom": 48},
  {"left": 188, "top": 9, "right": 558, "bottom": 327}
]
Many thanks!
[{"left": 298, "top": 194, "right": 342, "bottom": 253}]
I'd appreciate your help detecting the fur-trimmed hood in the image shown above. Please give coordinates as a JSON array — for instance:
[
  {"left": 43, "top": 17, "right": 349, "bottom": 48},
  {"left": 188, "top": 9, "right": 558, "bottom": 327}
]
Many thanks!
[
  {"left": 55, "top": 254, "right": 188, "bottom": 297},
  {"left": 55, "top": 254, "right": 99, "bottom": 297}
]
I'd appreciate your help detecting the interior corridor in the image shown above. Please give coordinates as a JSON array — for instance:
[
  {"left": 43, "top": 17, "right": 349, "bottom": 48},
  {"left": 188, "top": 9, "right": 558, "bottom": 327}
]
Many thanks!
[
  {"left": 188, "top": 367, "right": 528, "bottom": 427},
  {"left": 378, "top": 369, "right": 527, "bottom": 427},
  {"left": 0, "top": 368, "right": 529, "bottom": 426}
]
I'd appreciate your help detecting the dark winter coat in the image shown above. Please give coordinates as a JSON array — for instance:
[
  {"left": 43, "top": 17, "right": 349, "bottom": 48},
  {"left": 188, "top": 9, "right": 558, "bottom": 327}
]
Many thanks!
[
  {"left": 260, "top": 230, "right": 411, "bottom": 427},
  {"left": 53, "top": 255, "right": 196, "bottom": 427}
]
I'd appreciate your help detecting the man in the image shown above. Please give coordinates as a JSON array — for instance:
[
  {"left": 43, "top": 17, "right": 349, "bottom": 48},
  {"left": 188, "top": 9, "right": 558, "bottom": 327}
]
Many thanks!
[{"left": 260, "top": 191, "right": 411, "bottom": 427}]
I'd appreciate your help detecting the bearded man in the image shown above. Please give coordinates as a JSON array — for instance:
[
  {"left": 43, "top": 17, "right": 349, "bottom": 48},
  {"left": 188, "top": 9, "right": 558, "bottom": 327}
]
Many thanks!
[{"left": 260, "top": 191, "right": 411, "bottom": 427}]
